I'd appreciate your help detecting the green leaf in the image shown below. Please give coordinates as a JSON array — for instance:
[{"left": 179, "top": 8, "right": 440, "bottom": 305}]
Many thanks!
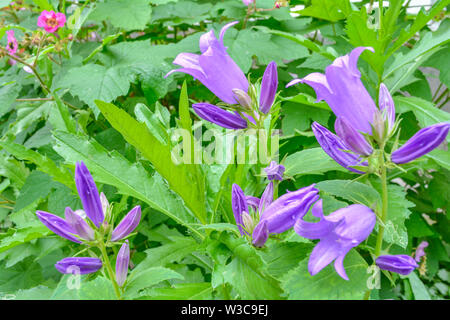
[
  {"left": 50, "top": 275, "right": 117, "bottom": 300},
  {"left": 299, "top": 0, "right": 352, "bottom": 22},
  {"left": 124, "top": 267, "right": 184, "bottom": 299},
  {"left": 60, "top": 64, "right": 132, "bottom": 116},
  {"left": 0, "top": 82, "right": 20, "bottom": 117},
  {"left": 0, "top": 155, "right": 30, "bottom": 189},
  {"left": 285, "top": 148, "right": 346, "bottom": 176},
  {"left": 408, "top": 272, "right": 431, "bottom": 300},
  {"left": 95, "top": 99, "right": 207, "bottom": 224},
  {"left": 0, "top": 140, "right": 75, "bottom": 191},
  {"left": 14, "top": 171, "right": 54, "bottom": 212},
  {"left": 281, "top": 249, "right": 368, "bottom": 299},
  {"left": 317, "top": 179, "right": 381, "bottom": 208},
  {"left": 0, "top": 224, "right": 51, "bottom": 253},
  {"left": 52, "top": 131, "right": 202, "bottom": 237},
  {"left": 281, "top": 102, "right": 330, "bottom": 137},
  {"left": 13, "top": 285, "right": 54, "bottom": 300},
  {"left": 89, "top": 0, "right": 152, "bottom": 31},
  {"left": 142, "top": 282, "right": 212, "bottom": 300},
  {"left": 0, "top": 259, "right": 43, "bottom": 293}
]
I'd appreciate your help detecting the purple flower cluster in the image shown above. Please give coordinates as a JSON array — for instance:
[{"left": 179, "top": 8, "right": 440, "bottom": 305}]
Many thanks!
[
  {"left": 36, "top": 162, "right": 140, "bottom": 285},
  {"left": 287, "top": 47, "right": 450, "bottom": 173}
]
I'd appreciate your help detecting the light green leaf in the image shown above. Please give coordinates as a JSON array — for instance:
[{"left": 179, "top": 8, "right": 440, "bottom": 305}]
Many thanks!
[
  {"left": 142, "top": 282, "right": 212, "bottom": 300},
  {"left": 285, "top": 148, "right": 346, "bottom": 176},
  {"left": 408, "top": 272, "right": 432, "bottom": 300},
  {"left": 281, "top": 249, "right": 368, "bottom": 300},
  {"left": 317, "top": 179, "right": 381, "bottom": 208}
]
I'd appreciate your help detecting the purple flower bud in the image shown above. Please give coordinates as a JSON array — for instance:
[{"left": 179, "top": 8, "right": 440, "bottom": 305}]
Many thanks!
[
  {"left": 264, "top": 161, "right": 285, "bottom": 181},
  {"left": 233, "top": 88, "right": 252, "bottom": 109},
  {"left": 378, "top": 83, "right": 396, "bottom": 132},
  {"left": 312, "top": 122, "right": 368, "bottom": 174},
  {"left": 335, "top": 117, "right": 373, "bottom": 156},
  {"left": 116, "top": 240, "right": 130, "bottom": 287},
  {"left": 252, "top": 220, "right": 269, "bottom": 248},
  {"left": 246, "top": 195, "right": 260, "bottom": 211},
  {"left": 75, "top": 162, "right": 104, "bottom": 227},
  {"left": 259, "top": 61, "right": 278, "bottom": 114},
  {"left": 295, "top": 202, "right": 376, "bottom": 280},
  {"left": 260, "top": 184, "right": 319, "bottom": 234},
  {"left": 36, "top": 210, "right": 81, "bottom": 243},
  {"left": 55, "top": 257, "right": 102, "bottom": 275},
  {"left": 391, "top": 122, "right": 450, "bottom": 164},
  {"left": 258, "top": 181, "right": 273, "bottom": 215},
  {"left": 193, "top": 103, "right": 247, "bottom": 129},
  {"left": 231, "top": 184, "right": 249, "bottom": 235},
  {"left": 111, "top": 206, "right": 141, "bottom": 242},
  {"left": 414, "top": 241, "right": 429, "bottom": 262},
  {"left": 242, "top": 0, "right": 253, "bottom": 5},
  {"left": 64, "top": 207, "right": 95, "bottom": 241},
  {"left": 376, "top": 255, "right": 419, "bottom": 275}
]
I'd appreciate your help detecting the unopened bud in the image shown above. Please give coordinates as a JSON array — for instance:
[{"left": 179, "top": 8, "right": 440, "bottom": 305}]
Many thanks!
[
  {"left": 232, "top": 88, "right": 252, "bottom": 109},
  {"left": 242, "top": 211, "right": 254, "bottom": 231},
  {"left": 372, "top": 110, "right": 386, "bottom": 143}
]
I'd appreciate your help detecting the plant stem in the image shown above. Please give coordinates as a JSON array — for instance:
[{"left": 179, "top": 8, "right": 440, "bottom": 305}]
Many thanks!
[
  {"left": 99, "top": 243, "right": 122, "bottom": 300},
  {"left": 375, "top": 151, "right": 388, "bottom": 257}
]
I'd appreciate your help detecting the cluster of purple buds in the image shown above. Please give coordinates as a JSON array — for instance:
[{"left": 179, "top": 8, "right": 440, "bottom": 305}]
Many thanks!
[
  {"left": 287, "top": 47, "right": 450, "bottom": 173},
  {"left": 36, "top": 162, "right": 140, "bottom": 287},
  {"left": 165, "top": 21, "right": 279, "bottom": 129}
]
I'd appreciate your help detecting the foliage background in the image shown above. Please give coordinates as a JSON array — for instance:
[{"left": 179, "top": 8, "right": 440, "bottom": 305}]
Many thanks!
[{"left": 0, "top": 0, "right": 449, "bottom": 300}]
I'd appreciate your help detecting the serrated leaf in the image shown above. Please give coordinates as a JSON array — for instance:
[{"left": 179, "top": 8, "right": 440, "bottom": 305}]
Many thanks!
[
  {"left": 317, "top": 179, "right": 381, "bottom": 208},
  {"left": 285, "top": 148, "right": 346, "bottom": 176}
]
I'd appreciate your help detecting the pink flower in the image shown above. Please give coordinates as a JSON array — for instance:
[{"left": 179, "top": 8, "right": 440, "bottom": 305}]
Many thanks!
[
  {"left": 6, "top": 30, "right": 18, "bottom": 65},
  {"left": 6, "top": 30, "right": 18, "bottom": 55},
  {"left": 37, "top": 10, "right": 66, "bottom": 33}
]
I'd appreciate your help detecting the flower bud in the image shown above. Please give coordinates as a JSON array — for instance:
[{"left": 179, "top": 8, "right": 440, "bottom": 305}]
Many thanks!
[
  {"left": 375, "top": 255, "right": 418, "bottom": 275},
  {"left": 232, "top": 88, "right": 252, "bottom": 110},
  {"left": 335, "top": 117, "right": 373, "bottom": 156},
  {"left": 378, "top": 83, "right": 395, "bottom": 133},
  {"left": 111, "top": 206, "right": 141, "bottom": 242},
  {"left": 232, "top": 184, "right": 249, "bottom": 236},
  {"left": 259, "top": 61, "right": 278, "bottom": 114},
  {"left": 252, "top": 220, "right": 269, "bottom": 248},
  {"left": 264, "top": 161, "right": 285, "bottom": 181},
  {"left": 414, "top": 241, "right": 429, "bottom": 262},
  {"left": 55, "top": 257, "right": 102, "bottom": 275},
  {"left": 36, "top": 210, "right": 82, "bottom": 243},
  {"left": 64, "top": 207, "right": 95, "bottom": 241},
  {"left": 193, "top": 103, "right": 247, "bottom": 129},
  {"left": 391, "top": 122, "right": 450, "bottom": 164},
  {"left": 116, "top": 240, "right": 130, "bottom": 287},
  {"left": 242, "top": 211, "right": 254, "bottom": 231}
]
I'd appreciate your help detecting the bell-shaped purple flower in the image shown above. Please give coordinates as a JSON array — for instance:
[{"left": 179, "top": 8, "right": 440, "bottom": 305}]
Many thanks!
[
  {"left": 391, "top": 122, "right": 450, "bottom": 164},
  {"left": 192, "top": 103, "right": 247, "bottom": 129},
  {"left": 259, "top": 61, "right": 278, "bottom": 114},
  {"left": 75, "top": 161, "right": 104, "bottom": 227},
  {"left": 111, "top": 206, "right": 141, "bottom": 242},
  {"left": 335, "top": 117, "right": 373, "bottom": 156},
  {"left": 312, "top": 122, "right": 368, "bottom": 174},
  {"left": 36, "top": 210, "right": 82, "bottom": 243},
  {"left": 231, "top": 184, "right": 249, "bottom": 236},
  {"left": 165, "top": 21, "right": 248, "bottom": 105},
  {"left": 252, "top": 220, "right": 269, "bottom": 248},
  {"left": 378, "top": 83, "right": 396, "bottom": 132},
  {"left": 264, "top": 161, "right": 285, "bottom": 181},
  {"left": 246, "top": 195, "right": 260, "bottom": 211},
  {"left": 287, "top": 47, "right": 377, "bottom": 134},
  {"left": 116, "top": 240, "right": 130, "bottom": 287},
  {"left": 260, "top": 184, "right": 319, "bottom": 234},
  {"left": 64, "top": 207, "right": 95, "bottom": 241},
  {"left": 295, "top": 200, "right": 376, "bottom": 280},
  {"left": 375, "top": 255, "right": 419, "bottom": 275},
  {"left": 55, "top": 257, "right": 102, "bottom": 275}
]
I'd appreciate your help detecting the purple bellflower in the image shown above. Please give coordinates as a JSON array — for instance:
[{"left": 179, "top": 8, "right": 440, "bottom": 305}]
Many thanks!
[
  {"left": 294, "top": 200, "right": 376, "bottom": 280},
  {"left": 55, "top": 257, "right": 102, "bottom": 275},
  {"left": 232, "top": 182, "right": 319, "bottom": 247},
  {"left": 116, "top": 240, "right": 130, "bottom": 287},
  {"left": 264, "top": 161, "right": 285, "bottom": 181},
  {"left": 376, "top": 255, "right": 418, "bottom": 275},
  {"left": 165, "top": 22, "right": 278, "bottom": 129},
  {"left": 111, "top": 206, "right": 141, "bottom": 242}
]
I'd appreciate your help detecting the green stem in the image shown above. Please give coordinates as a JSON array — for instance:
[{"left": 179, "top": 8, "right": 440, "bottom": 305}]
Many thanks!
[
  {"left": 99, "top": 243, "right": 122, "bottom": 300},
  {"left": 375, "top": 151, "right": 388, "bottom": 257}
]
